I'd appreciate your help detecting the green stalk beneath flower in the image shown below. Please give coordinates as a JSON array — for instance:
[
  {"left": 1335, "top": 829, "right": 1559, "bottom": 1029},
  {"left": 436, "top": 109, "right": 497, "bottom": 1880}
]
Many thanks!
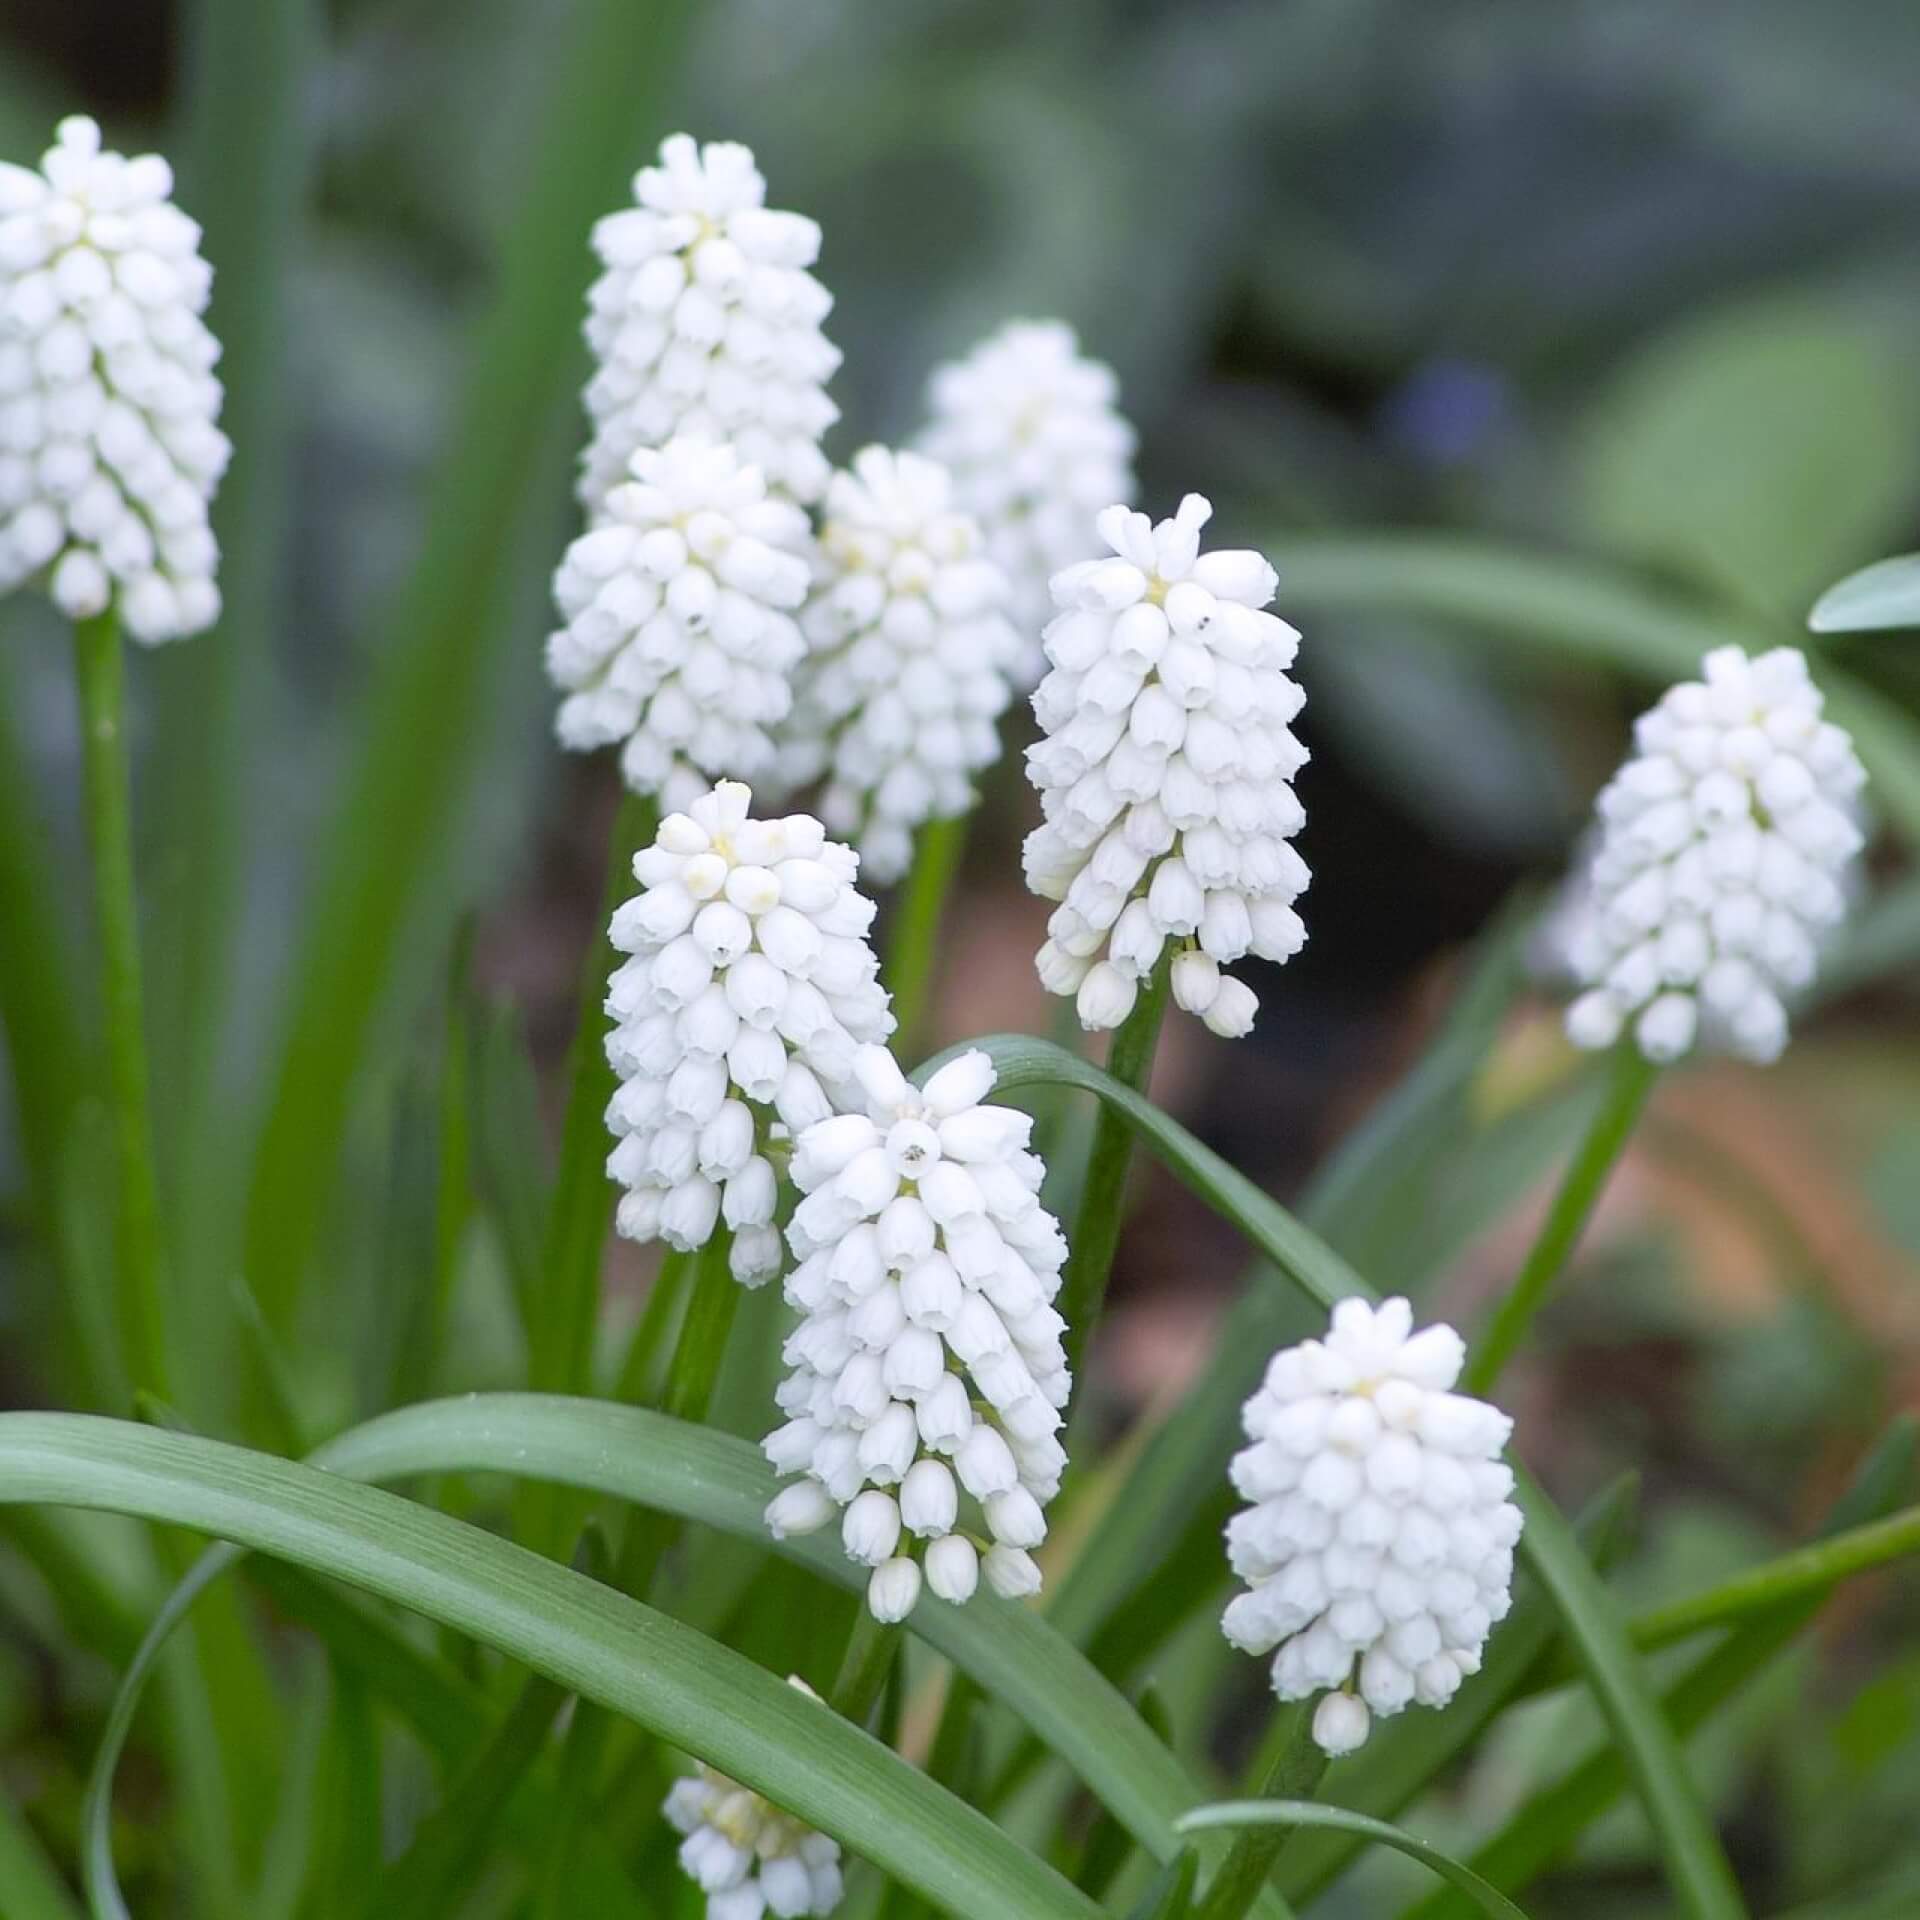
[
  {"left": 72, "top": 610, "right": 171, "bottom": 1402},
  {"left": 829, "top": 1609, "right": 900, "bottom": 1729},
  {"left": 883, "top": 811, "right": 970, "bottom": 1057},
  {"left": 1059, "top": 948, "right": 1173, "bottom": 1382},
  {"left": 1464, "top": 1045, "right": 1659, "bottom": 1396},
  {"left": 539, "top": 790, "right": 657, "bottom": 1403},
  {"left": 1191, "top": 1698, "right": 1328, "bottom": 1920}
]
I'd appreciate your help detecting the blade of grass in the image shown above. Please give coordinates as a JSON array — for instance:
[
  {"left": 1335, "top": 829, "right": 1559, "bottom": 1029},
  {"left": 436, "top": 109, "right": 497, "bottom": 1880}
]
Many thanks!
[
  {"left": 1274, "top": 1475, "right": 1639, "bottom": 1907},
  {"left": 1191, "top": 1703, "right": 1327, "bottom": 1920},
  {"left": 1181, "top": 1804, "right": 1530, "bottom": 1920},
  {"left": 154, "top": 0, "right": 315, "bottom": 1258},
  {"left": 1271, "top": 533, "right": 1920, "bottom": 850},
  {"left": 17, "top": 1412, "right": 1102, "bottom": 1920},
  {"left": 239, "top": 0, "right": 700, "bottom": 1330},
  {"left": 1398, "top": 1419, "right": 1914, "bottom": 1920},
  {"left": 0, "top": 653, "right": 89, "bottom": 1240},
  {"left": 0, "top": 1794, "right": 80, "bottom": 1920}
]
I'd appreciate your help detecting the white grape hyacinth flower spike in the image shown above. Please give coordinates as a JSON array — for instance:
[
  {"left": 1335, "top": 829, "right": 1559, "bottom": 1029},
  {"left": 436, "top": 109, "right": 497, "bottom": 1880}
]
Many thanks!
[
  {"left": 605, "top": 781, "right": 893, "bottom": 1287},
  {"left": 0, "top": 115, "right": 229, "bottom": 641},
  {"left": 1024, "top": 493, "right": 1309, "bottom": 1036},
  {"left": 581, "top": 133, "right": 840, "bottom": 514},
  {"left": 663, "top": 1678, "right": 845, "bottom": 1918},
  {"left": 1563, "top": 645, "right": 1866, "bottom": 1066},
  {"left": 548, "top": 435, "right": 813, "bottom": 808},
  {"left": 917, "top": 319, "right": 1136, "bottom": 687},
  {"left": 1223, "top": 1297, "right": 1523, "bottom": 1757},
  {"left": 763, "top": 1044, "right": 1071, "bottom": 1622},
  {"left": 780, "top": 446, "right": 1020, "bottom": 884}
]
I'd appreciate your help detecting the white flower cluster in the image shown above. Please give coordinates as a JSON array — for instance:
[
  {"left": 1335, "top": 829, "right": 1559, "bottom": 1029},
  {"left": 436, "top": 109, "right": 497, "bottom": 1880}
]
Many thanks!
[
  {"left": 581, "top": 135, "right": 839, "bottom": 515},
  {"left": 780, "top": 447, "right": 1019, "bottom": 883},
  {"left": 605, "top": 781, "right": 892, "bottom": 1286},
  {"left": 548, "top": 437, "right": 812, "bottom": 806},
  {"left": 0, "top": 116, "right": 227, "bottom": 641},
  {"left": 1024, "top": 494, "right": 1309, "bottom": 1035},
  {"left": 664, "top": 1680, "right": 844, "bottom": 1919},
  {"left": 1222, "top": 1297, "right": 1522, "bottom": 1758},
  {"left": 1564, "top": 645, "right": 1866, "bottom": 1066},
  {"left": 763, "top": 1045, "right": 1070, "bottom": 1623},
  {"left": 917, "top": 319, "right": 1135, "bottom": 685}
]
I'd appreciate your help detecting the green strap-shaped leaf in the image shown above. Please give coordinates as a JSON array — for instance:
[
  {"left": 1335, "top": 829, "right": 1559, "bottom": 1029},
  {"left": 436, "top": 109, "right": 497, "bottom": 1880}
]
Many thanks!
[
  {"left": 1809, "top": 552, "right": 1920, "bottom": 633},
  {"left": 3, "top": 1412, "right": 1097, "bottom": 1920},
  {"left": 0, "top": 1792, "right": 79, "bottom": 1920},
  {"left": 1271, "top": 531, "right": 1920, "bottom": 852},
  {"left": 68, "top": 1399, "right": 1289, "bottom": 1919},
  {"left": 920, "top": 1034, "right": 1747, "bottom": 1920},
  {"left": 1179, "top": 1803, "right": 1530, "bottom": 1920}
]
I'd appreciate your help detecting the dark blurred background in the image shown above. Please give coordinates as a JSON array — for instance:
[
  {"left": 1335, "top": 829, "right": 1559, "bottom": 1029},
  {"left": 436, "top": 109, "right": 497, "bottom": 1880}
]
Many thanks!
[{"left": 3, "top": 1, "right": 1920, "bottom": 1912}]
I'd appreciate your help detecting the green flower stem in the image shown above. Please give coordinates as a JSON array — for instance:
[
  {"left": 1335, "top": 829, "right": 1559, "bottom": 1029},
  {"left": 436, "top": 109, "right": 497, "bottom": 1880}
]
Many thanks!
[
  {"left": 829, "top": 1609, "right": 900, "bottom": 1729},
  {"left": 1192, "top": 1699, "right": 1328, "bottom": 1920},
  {"left": 882, "top": 811, "right": 969, "bottom": 1057},
  {"left": 73, "top": 611, "right": 170, "bottom": 1401},
  {"left": 1059, "top": 951, "right": 1172, "bottom": 1382},
  {"left": 611, "top": 1249, "right": 693, "bottom": 1404},
  {"left": 537, "top": 791, "right": 656, "bottom": 1402},
  {"left": 544, "top": 1230, "right": 739, "bottom": 1896},
  {"left": 1463, "top": 1045, "right": 1659, "bottom": 1396}
]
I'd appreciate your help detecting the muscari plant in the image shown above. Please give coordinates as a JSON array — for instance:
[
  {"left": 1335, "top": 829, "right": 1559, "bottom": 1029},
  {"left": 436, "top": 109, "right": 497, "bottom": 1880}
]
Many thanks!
[{"left": 0, "top": 66, "right": 1918, "bottom": 1920}]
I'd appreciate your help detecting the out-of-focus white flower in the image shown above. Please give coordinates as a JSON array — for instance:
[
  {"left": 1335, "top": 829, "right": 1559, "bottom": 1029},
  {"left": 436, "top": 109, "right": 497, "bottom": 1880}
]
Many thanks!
[
  {"left": 778, "top": 446, "right": 1018, "bottom": 884},
  {"left": 548, "top": 436, "right": 813, "bottom": 807},
  {"left": 762, "top": 1044, "right": 1069, "bottom": 1620},
  {"left": 917, "top": 320, "right": 1135, "bottom": 685},
  {"left": 581, "top": 134, "right": 839, "bottom": 514},
  {"left": 1222, "top": 1296, "right": 1523, "bottom": 1757},
  {"left": 1024, "top": 493, "right": 1310, "bottom": 1035},
  {"left": 605, "top": 781, "right": 893, "bottom": 1287},
  {"left": 0, "top": 116, "right": 228, "bottom": 642},
  {"left": 663, "top": 1677, "right": 845, "bottom": 1917},
  {"left": 1563, "top": 645, "right": 1866, "bottom": 1066}
]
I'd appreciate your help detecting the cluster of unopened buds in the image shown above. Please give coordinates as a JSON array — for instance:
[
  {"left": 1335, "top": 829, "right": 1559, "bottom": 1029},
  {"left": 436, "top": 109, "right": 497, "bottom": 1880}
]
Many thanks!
[
  {"left": 664, "top": 1678, "right": 845, "bottom": 1918},
  {"left": 1223, "top": 1297, "right": 1522, "bottom": 1756},
  {"left": 604, "top": 781, "right": 893, "bottom": 1286},
  {"left": 0, "top": 115, "right": 227, "bottom": 640},
  {"left": 1563, "top": 644, "right": 1864, "bottom": 1064},
  {"left": 1025, "top": 493, "right": 1310, "bottom": 1036},
  {"left": 763, "top": 1045, "right": 1070, "bottom": 1621}
]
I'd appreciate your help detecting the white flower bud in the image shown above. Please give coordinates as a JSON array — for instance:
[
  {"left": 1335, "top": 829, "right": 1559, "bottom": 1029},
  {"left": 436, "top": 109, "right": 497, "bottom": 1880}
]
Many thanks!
[
  {"left": 765, "top": 1045, "right": 1070, "bottom": 1614},
  {"left": 1025, "top": 493, "right": 1307, "bottom": 1033},
  {"left": 983, "top": 1544, "right": 1043, "bottom": 1599},
  {"left": 581, "top": 135, "right": 838, "bottom": 513},
  {"left": 607, "top": 782, "right": 894, "bottom": 1290},
  {"left": 917, "top": 320, "right": 1136, "bottom": 688},
  {"left": 662, "top": 1675, "right": 844, "bottom": 1914},
  {"left": 1559, "top": 646, "right": 1865, "bottom": 1065},
  {"left": 1222, "top": 1296, "right": 1521, "bottom": 1755},
  {"left": 0, "top": 118, "right": 226, "bottom": 640}
]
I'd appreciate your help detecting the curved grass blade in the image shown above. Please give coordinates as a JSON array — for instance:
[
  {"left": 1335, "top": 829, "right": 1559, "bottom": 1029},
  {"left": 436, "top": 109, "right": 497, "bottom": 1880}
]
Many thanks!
[
  {"left": 917, "top": 1036, "right": 1745, "bottom": 1919},
  {"left": 240, "top": 0, "right": 700, "bottom": 1329},
  {"left": 1179, "top": 1803, "right": 1530, "bottom": 1920},
  {"left": 1397, "top": 1419, "right": 1914, "bottom": 1920},
  {"left": 13, "top": 1412, "right": 1097, "bottom": 1920},
  {"left": 1271, "top": 532, "right": 1920, "bottom": 850},
  {"left": 1808, "top": 552, "right": 1920, "bottom": 633}
]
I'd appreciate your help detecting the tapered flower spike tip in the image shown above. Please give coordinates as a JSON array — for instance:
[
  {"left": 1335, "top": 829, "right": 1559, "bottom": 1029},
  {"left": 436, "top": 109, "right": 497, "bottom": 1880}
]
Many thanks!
[
  {"left": 1023, "top": 493, "right": 1310, "bottom": 1036},
  {"left": 1563, "top": 644, "right": 1867, "bottom": 1065},
  {"left": 0, "top": 115, "right": 229, "bottom": 642},
  {"left": 663, "top": 1677, "right": 846, "bottom": 1916},
  {"left": 580, "top": 133, "right": 841, "bottom": 516},
  {"left": 604, "top": 780, "right": 893, "bottom": 1287},
  {"left": 917, "top": 318, "right": 1136, "bottom": 688},
  {"left": 763, "top": 1043, "right": 1072, "bottom": 1621},
  {"left": 1222, "top": 1297, "right": 1523, "bottom": 1756},
  {"left": 777, "top": 446, "right": 1020, "bottom": 884}
]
